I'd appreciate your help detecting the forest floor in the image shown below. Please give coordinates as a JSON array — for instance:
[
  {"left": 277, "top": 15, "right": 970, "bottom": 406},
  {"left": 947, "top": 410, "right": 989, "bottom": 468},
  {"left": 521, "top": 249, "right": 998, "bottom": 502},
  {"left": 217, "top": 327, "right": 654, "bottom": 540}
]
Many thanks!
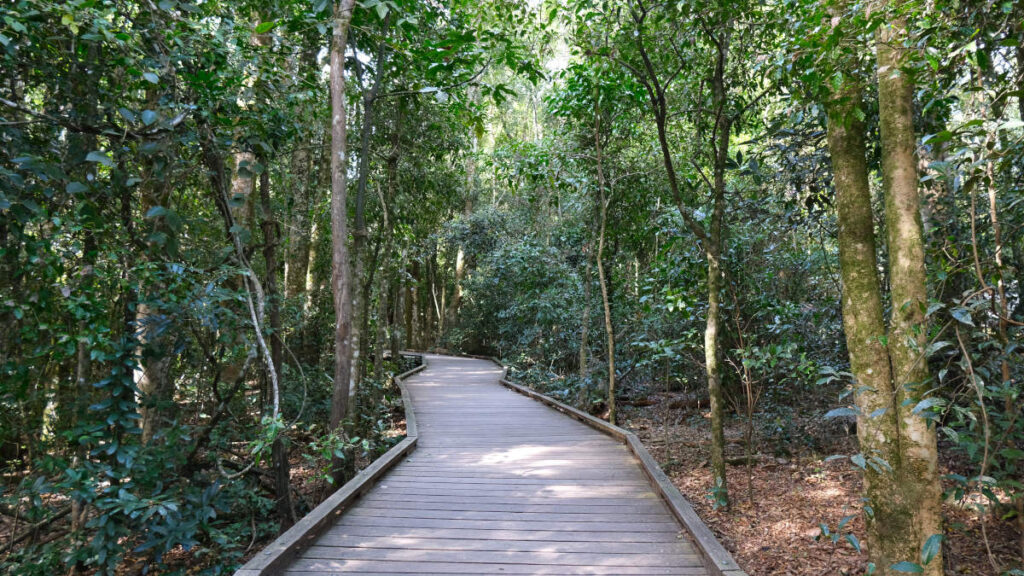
[{"left": 620, "top": 392, "right": 1022, "bottom": 576}]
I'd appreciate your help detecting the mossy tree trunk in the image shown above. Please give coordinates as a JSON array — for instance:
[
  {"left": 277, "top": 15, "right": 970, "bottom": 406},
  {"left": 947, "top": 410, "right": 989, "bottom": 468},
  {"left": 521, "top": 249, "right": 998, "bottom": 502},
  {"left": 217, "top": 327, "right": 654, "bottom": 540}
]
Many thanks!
[
  {"left": 875, "top": 9, "right": 943, "bottom": 573},
  {"left": 824, "top": 3, "right": 944, "bottom": 571},
  {"left": 825, "top": 73, "right": 908, "bottom": 574}
]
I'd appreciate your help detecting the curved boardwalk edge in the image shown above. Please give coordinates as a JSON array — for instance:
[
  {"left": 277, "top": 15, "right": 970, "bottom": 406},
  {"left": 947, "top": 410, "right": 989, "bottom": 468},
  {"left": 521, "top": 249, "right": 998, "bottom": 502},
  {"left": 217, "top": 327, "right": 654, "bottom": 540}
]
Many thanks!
[
  {"left": 479, "top": 355, "right": 747, "bottom": 576},
  {"left": 235, "top": 357, "right": 425, "bottom": 576}
]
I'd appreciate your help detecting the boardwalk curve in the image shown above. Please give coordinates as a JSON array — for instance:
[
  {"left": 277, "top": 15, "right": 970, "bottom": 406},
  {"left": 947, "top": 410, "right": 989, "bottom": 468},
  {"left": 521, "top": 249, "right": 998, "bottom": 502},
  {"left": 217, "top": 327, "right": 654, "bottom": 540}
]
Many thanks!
[{"left": 243, "top": 354, "right": 738, "bottom": 575}]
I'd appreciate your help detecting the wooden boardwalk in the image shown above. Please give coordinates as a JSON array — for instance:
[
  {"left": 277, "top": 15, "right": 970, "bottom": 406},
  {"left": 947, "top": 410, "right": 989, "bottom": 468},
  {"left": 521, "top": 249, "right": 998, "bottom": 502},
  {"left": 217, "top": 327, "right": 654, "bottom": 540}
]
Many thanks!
[{"left": 282, "top": 354, "right": 711, "bottom": 575}]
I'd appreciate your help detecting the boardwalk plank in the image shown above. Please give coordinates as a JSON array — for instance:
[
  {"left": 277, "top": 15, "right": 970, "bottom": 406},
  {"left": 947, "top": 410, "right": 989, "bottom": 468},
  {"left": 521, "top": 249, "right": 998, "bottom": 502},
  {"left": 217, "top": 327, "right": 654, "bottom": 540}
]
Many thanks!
[
  {"left": 309, "top": 536, "right": 693, "bottom": 554},
  {"left": 299, "top": 547, "right": 702, "bottom": 566}
]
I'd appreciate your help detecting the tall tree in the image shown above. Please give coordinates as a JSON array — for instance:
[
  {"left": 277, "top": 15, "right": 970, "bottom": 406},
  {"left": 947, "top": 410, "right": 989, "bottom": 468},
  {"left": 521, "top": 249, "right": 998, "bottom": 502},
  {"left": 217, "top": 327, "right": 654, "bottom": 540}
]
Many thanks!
[{"left": 329, "top": 0, "right": 358, "bottom": 485}]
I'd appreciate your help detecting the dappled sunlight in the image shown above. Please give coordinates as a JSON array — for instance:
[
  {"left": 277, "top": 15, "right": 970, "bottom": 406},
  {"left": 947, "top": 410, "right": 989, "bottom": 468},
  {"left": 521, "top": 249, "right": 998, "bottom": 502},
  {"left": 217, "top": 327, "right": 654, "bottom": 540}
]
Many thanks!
[{"left": 477, "top": 444, "right": 561, "bottom": 464}]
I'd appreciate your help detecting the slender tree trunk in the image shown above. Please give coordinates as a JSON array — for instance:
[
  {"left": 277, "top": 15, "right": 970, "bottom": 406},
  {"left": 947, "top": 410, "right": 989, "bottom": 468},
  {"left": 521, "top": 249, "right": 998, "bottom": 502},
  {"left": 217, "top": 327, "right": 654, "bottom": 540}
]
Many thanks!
[
  {"left": 136, "top": 85, "right": 175, "bottom": 445},
  {"left": 594, "top": 97, "right": 616, "bottom": 426},
  {"left": 329, "top": 0, "right": 357, "bottom": 486},
  {"left": 704, "top": 24, "right": 732, "bottom": 506},
  {"left": 285, "top": 143, "right": 313, "bottom": 300},
  {"left": 876, "top": 9, "right": 942, "bottom": 572},
  {"left": 390, "top": 278, "right": 401, "bottom": 361},
  {"left": 580, "top": 250, "right": 591, "bottom": 384},
  {"left": 631, "top": 14, "right": 726, "bottom": 502},
  {"left": 449, "top": 115, "right": 476, "bottom": 326},
  {"left": 410, "top": 261, "right": 420, "bottom": 349},
  {"left": 450, "top": 243, "right": 466, "bottom": 326},
  {"left": 285, "top": 48, "right": 319, "bottom": 303},
  {"left": 375, "top": 269, "right": 388, "bottom": 380},
  {"left": 258, "top": 161, "right": 294, "bottom": 528},
  {"left": 354, "top": 235, "right": 382, "bottom": 415},
  {"left": 404, "top": 266, "right": 414, "bottom": 349},
  {"left": 349, "top": 23, "right": 391, "bottom": 409}
]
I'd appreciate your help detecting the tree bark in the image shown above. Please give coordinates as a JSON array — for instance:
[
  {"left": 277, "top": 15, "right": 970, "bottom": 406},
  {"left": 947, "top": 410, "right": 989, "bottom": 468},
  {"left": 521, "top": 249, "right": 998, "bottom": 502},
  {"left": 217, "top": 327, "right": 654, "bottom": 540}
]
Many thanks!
[
  {"left": 410, "top": 261, "right": 420, "bottom": 349},
  {"left": 449, "top": 108, "right": 476, "bottom": 327},
  {"left": 875, "top": 12, "right": 943, "bottom": 573},
  {"left": 285, "top": 143, "right": 313, "bottom": 300},
  {"left": 349, "top": 21, "right": 391, "bottom": 408},
  {"left": 374, "top": 268, "right": 388, "bottom": 380},
  {"left": 329, "top": 0, "right": 358, "bottom": 486},
  {"left": 389, "top": 278, "right": 401, "bottom": 361}
]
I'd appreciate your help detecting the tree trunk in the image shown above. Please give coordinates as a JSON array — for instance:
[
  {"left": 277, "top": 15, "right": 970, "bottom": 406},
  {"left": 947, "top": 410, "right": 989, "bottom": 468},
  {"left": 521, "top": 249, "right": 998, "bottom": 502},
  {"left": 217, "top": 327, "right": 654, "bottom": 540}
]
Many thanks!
[
  {"left": 580, "top": 250, "right": 591, "bottom": 384},
  {"left": 390, "top": 278, "right": 401, "bottom": 361},
  {"left": 374, "top": 268, "right": 388, "bottom": 380},
  {"left": 704, "top": 24, "right": 732, "bottom": 507},
  {"left": 631, "top": 16, "right": 726, "bottom": 502},
  {"left": 410, "top": 261, "right": 420, "bottom": 349},
  {"left": 449, "top": 117, "right": 476, "bottom": 326},
  {"left": 404, "top": 265, "right": 414, "bottom": 349},
  {"left": 825, "top": 66, "right": 907, "bottom": 573},
  {"left": 875, "top": 12, "right": 943, "bottom": 573},
  {"left": 258, "top": 161, "right": 294, "bottom": 528},
  {"left": 329, "top": 0, "right": 358, "bottom": 486},
  {"left": 136, "top": 85, "right": 176, "bottom": 445},
  {"left": 594, "top": 97, "right": 616, "bottom": 426},
  {"left": 285, "top": 47, "right": 320, "bottom": 303},
  {"left": 349, "top": 22, "right": 391, "bottom": 410},
  {"left": 285, "top": 143, "right": 313, "bottom": 300}
]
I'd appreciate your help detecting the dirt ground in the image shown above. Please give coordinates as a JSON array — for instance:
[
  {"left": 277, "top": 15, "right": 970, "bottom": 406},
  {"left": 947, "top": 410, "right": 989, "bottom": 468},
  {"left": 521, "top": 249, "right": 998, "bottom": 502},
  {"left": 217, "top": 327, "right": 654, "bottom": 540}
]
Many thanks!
[{"left": 621, "top": 392, "right": 1022, "bottom": 576}]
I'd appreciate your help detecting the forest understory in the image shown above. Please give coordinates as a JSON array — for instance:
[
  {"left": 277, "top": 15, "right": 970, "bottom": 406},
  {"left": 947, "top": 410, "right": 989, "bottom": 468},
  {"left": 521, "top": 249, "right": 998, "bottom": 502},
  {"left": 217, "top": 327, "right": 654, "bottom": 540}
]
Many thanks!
[{"left": 622, "top": 390, "right": 1022, "bottom": 576}]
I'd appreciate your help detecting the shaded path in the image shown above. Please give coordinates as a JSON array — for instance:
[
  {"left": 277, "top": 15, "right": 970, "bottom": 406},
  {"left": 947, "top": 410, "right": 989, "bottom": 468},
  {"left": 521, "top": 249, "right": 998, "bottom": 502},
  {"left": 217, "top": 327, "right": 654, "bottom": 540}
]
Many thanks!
[{"left": 285, "top": 354, "right": 708, "bottom": 575}]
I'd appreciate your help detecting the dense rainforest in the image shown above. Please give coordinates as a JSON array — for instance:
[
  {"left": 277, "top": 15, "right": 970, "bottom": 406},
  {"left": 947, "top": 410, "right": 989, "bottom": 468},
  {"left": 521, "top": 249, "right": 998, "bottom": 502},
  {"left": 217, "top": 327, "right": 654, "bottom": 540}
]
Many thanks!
[{"left": 1, "top": 0, "right": 1022, "bottom": 574}]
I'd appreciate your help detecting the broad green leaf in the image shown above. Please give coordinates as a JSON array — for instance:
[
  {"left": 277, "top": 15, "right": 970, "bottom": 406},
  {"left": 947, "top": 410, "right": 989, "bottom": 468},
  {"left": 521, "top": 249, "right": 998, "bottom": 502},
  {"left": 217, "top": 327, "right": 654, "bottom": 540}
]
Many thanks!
[
  {"left": 86, "top": 151, "right": 113, "bottom": 167},
  {"left": 824, "top": 407, "right": 858, "bottom": 419},
  {"left": 912, "top": 397, "right": 944, "bottom": 415},
  {"left": 920, "top": 534, "right": 942, "bottom": 565},
  {"left": 890, "top": 561, "right": 924, "bottom": 573},
  {"left": 950, "top": 307, "right": 974, "bottom": 326}
]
